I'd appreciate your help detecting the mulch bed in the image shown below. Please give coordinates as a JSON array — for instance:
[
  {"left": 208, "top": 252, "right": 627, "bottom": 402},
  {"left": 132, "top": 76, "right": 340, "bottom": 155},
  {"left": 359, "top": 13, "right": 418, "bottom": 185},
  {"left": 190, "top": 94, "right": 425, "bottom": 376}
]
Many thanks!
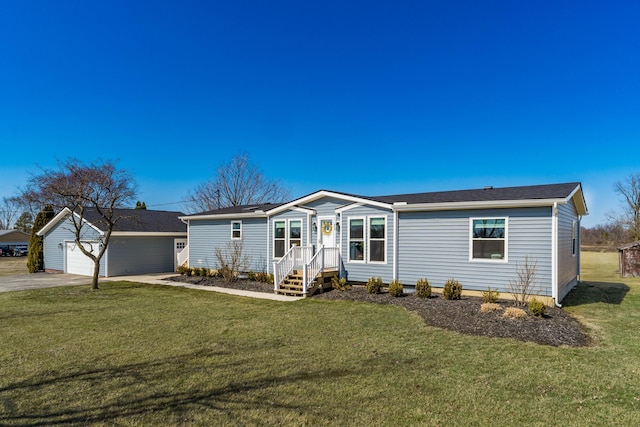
[{"left": 167, "top": 276, "right": 590, "bottom": 347}]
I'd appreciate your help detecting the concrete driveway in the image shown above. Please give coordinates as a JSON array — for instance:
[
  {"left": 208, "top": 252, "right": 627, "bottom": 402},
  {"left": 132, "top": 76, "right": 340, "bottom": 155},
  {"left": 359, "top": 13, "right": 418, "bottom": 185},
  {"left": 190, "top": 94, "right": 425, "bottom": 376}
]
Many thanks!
[
  {"left": 0, "top": 272, "right": 96, "bottom": 292},
  {"left": 0, "top": 272, "right": 300, "bottom": 301}
]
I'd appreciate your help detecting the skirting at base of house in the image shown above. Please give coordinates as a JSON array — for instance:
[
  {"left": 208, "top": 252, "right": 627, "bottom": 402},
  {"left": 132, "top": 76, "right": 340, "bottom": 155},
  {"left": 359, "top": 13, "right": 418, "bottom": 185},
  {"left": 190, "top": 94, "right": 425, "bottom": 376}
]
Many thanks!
[
  {"left": 44, "top": 269, "right": 64, "bottom": 274},
  {"left": 428, "top": 288, "right": 555, "bottom": 307}
]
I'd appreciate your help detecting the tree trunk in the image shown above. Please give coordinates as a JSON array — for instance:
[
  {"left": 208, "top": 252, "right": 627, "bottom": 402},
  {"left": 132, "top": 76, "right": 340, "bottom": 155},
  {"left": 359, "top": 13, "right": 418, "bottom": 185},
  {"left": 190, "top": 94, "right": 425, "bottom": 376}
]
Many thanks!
[{"left": 91, "top": 260, "right": 100, "bottom": 290}]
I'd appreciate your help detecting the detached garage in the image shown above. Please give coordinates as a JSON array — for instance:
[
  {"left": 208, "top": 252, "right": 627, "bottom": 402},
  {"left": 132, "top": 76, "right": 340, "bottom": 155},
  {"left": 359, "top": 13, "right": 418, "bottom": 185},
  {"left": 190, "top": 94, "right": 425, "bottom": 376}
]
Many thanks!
[{"left": 38, "top": 208, "right": 187, "bottom": 277}]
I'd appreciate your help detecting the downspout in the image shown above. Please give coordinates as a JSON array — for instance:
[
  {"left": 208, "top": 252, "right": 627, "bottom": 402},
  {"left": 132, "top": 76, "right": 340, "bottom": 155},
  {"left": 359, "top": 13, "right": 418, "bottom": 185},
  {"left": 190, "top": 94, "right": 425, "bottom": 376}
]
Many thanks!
[
  {"left": 266, "top": 214, "right": 270, "bottom": 274},
  {"left": 551, "top": 202, "right": 560, "bottom": 307},
  {"left": 577, "top": 215, "right": 582, "bottom": 282},
  {"left": 393, "top": 209, "right": 398, "bottom": 281}
]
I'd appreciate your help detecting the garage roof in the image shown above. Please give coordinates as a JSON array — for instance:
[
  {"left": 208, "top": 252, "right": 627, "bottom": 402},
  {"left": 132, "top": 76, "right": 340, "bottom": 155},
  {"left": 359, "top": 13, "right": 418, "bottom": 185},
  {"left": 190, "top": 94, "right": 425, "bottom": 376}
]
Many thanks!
[{"left": 38, "top": 208, "right": 187, "bottom": 236}]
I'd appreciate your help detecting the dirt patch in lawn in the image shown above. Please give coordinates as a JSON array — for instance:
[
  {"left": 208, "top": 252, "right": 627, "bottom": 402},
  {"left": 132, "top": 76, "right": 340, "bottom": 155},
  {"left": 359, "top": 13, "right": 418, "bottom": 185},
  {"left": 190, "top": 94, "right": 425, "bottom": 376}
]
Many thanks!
[{"left": 167, "top": 276, "right": 589, "bottom": 347}]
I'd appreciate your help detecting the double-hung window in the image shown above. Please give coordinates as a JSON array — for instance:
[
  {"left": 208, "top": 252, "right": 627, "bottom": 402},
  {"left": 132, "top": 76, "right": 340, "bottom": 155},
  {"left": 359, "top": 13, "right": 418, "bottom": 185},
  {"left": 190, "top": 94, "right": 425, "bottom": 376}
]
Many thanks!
[
  {"left": 289, "top": 220, "right": 301, "bottom": 248},
  {"left": 471, "top": 218, "right": 507, "bottom": 261},
  {"left": 348, "top": 216, "right": 387, "bottom": 263},
  {"left": 274, "top": 221, "right": 286, "bottom": 258},
  {"left": 349, "top": 218, "right": 365, "bottom": 262},
  {"left": 369, "top": 217, "right": 386, "bottom": 262},
  {"left": 231, "top": 221, "right": 242, "bottom": 240},
  {"left": 273, "top": 219, "right": 303, "bottom": 258}
]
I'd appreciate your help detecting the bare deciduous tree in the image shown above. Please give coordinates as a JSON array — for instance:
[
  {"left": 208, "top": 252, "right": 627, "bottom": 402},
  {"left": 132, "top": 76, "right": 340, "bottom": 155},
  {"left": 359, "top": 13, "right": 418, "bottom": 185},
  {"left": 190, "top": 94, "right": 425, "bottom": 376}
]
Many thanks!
[
  {"left": 18, "top": 159, "right": 137, "bottom": 289},
  {"left": 0, "top": 197, "right": 20, "bottom": 229},
  {"left": 508, "top": 256, "right": 539, "bottom": 306},
  {"left": 184, "top": 153, "right": 289, "bottom": 213},
  {"left": 614, "top": 173, "right": 640, "bottom": 241},
  {"left": 214, "top": 241, "right": 249, "bottom": 282}
]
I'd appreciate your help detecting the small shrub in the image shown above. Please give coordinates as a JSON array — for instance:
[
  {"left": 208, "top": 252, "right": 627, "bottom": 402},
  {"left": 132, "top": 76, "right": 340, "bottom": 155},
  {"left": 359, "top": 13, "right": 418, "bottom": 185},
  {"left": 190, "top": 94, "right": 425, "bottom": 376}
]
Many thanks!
[
  {"left": 415, "top": 278, "right": 431, "bottom": 298},
  {"left": 528, "top": 298, "right": 547, "bottom": 317},
  {"left": 186, "top": 268, "right": 194, "bottom": 277},
  {"left": 480, "top": 303, "right": 502, "bottom": 313},
  {"left": 331, "top": 275, "right": 351, "bottom": 291},
  {"left": 388, "top": 280, "right": 404, "bottom": 297},
  {"left": 206, "top": 268, "right": 219, "bottom": 278},
  {"left": 199, "top": 267, "right": 209, "bottom": 277},
  {"left": 443, "top": 278, "right": 462, "bottom": 300},
  {"left": 503, "top": 307, "right": 527, "bottom": 319},
  {"left": 366, "top": 277, "right": 384, "bottom": 294},
  {"left": 254, "top": 272, "right": 274, "bottom": 283},
  {"left": 247, "top": 271, "right": 256, "bottom": 281},
  {"left": 177, "top": 265, "right": 190, "bottom": 276},
  {"left": 481, "top": 287, "right": 500, "bottom": 303}
]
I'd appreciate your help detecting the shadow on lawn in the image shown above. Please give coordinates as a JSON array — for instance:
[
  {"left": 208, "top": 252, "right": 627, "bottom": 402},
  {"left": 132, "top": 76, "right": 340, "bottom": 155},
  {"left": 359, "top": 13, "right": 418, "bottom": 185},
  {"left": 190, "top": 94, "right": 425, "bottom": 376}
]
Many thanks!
[
  {"left": 563, "top": 281, "right": 630, "bottom": 306},
  {"left": 0, "top": 347, "right": 367, "bottom": 425}
]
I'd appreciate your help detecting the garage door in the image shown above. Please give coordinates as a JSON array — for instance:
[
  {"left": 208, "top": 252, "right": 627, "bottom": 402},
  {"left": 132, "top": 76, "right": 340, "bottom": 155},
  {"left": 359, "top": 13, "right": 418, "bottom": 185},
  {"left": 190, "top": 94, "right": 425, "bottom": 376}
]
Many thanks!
[{"left": 65, "top": 242, "right": 97, "bottom": 276}]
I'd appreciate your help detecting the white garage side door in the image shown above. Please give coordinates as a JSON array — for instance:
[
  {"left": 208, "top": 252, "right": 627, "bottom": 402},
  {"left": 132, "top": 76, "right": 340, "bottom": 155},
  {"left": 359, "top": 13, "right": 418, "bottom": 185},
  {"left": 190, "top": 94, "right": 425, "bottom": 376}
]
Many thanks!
[{"left": 66, "top": 242, "right": 97, "bottom": 276}]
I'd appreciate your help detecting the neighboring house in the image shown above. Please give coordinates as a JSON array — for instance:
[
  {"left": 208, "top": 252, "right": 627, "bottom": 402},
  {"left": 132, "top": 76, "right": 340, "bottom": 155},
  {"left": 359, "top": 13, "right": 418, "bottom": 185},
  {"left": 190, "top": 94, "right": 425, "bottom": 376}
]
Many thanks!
[
  {"left": 0, "top": 230, "right": 30, "bottom": 255},
  {"left": 38, "top": 208, "right": 187, "bottom": 277},
  {"left": 180, "top": 182, "right": 587, "bottom": 305},
  {"left": 0, "top": 230, "right": 29, "bottom": 247}
]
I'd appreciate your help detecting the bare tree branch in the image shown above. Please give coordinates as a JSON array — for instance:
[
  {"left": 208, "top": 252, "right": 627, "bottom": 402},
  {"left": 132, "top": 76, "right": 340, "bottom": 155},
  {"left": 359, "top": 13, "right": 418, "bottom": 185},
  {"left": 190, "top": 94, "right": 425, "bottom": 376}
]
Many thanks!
[
  {"left": 17, "top": 159, "right": 137, "bottom": 289},
  {"left": 614, "top": 173, "right": 640, "bottom": 241},
  {"left": 184, "top": 152, "right": 290, "bottom": 213}
]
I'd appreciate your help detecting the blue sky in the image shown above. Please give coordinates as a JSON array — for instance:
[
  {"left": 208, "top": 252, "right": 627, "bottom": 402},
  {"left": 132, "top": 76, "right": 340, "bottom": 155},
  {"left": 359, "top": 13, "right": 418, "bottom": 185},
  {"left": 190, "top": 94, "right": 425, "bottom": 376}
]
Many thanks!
[{"left": 1, "top": 1, "right": 639, "bottom": 226}]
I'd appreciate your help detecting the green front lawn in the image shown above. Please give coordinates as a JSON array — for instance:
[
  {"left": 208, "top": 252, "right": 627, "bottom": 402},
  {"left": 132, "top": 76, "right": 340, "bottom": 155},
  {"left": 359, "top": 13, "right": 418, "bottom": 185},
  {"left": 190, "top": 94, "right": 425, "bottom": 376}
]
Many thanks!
[{"left": 1, "top": 252, "right": 639, "bottom": 426}]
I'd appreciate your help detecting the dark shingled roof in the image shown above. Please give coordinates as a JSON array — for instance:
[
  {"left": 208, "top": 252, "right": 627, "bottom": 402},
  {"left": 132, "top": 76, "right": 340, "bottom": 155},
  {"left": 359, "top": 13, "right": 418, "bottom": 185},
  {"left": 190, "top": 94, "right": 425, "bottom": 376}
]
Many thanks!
[
  {"left": 369, "top": 182, "right": 582, "bottom": 205},
  {"left": 81, "top": 208, "right": 187, "bottom": 233},
  {"left": 186, "top": 182, "right": 583, "bottom": 217},
  {"left": 191, "top": 203, "right": 284, "bottom": 216}
]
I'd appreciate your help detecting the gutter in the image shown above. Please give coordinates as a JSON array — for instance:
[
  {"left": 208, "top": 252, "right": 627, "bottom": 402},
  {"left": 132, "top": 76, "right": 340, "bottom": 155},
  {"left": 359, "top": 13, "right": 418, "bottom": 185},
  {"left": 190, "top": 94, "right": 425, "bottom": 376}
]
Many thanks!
[
  {"left": 392, "top": 198, "right": 569, "bottom": 213},
  {"left": 551, "top": 202, "right": 560, "bottom": 307}
]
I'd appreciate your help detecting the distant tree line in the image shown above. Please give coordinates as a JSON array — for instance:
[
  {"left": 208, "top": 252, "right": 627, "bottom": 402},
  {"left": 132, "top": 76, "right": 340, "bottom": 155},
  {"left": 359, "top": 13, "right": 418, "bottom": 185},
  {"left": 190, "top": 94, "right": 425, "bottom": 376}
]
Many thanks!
[{"left": 581, "top": 222, "right": 629, "bottom": 250}]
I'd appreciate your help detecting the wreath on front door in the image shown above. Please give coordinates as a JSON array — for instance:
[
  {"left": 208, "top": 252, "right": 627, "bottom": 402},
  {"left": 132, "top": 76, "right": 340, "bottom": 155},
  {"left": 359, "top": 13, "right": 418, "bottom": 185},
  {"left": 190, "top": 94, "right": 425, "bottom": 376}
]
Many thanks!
[{"left": 322, "top": 222, "right": 333, "bottom": 236}]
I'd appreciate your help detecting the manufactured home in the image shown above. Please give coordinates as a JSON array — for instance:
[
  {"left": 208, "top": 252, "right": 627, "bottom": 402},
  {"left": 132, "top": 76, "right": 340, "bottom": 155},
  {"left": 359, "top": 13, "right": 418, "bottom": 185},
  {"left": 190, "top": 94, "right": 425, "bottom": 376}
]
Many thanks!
[{"left": 179, "top": 182, "right": 587, "bottom": 305}]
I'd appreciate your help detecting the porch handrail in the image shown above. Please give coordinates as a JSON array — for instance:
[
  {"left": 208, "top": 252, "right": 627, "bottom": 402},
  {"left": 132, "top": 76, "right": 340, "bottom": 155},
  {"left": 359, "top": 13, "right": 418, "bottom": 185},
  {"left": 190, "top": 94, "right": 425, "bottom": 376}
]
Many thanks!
[
  {"left": 304, "top": 246, "right": 340, "bottom": 293},
  {"left": 176, "top": 244, "right": 189, "bottom": 268},
  {"left": 273, "top": 245, "right": 313, "bottom": 291}
]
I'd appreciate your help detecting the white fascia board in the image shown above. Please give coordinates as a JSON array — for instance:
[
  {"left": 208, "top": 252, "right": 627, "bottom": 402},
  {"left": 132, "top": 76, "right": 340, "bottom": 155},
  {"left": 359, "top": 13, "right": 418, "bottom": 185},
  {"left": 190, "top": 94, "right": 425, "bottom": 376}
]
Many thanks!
[
  {"left": 178, "top": 212, "right": 267, "bottom": 221},
  {"left": 567, "top": 184, "right": 588, "bottom": 216},
  {"left": 110, "top": 232, "right": 188, "bottom": 237},
  {"left": 292, "top": 206, "right": 316, "bottom": 214},
  {"left": 335, "top": 203, "right": 363, "bottom": 214},
  {"left": 266, "top": 190, "right": 392, "bottom": 215},
  {"left": 36, "top": 207, "right": 105, "bottom": 237},
  {"left": 392, "top": 198, "right": 569, "bottom": 212}
]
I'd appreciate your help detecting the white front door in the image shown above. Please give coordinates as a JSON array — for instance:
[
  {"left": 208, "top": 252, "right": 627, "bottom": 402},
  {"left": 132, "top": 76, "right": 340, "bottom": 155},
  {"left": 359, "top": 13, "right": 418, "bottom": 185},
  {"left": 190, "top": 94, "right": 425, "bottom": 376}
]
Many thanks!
[{"left": 318, "top": 217, "right": 337, "bottom": 249}]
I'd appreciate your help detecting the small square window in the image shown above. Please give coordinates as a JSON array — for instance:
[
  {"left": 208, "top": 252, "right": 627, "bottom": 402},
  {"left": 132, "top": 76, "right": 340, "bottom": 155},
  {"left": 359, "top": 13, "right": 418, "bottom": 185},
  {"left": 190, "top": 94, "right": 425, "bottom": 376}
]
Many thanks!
[{"left": 231, "top": 221, "right": 242, "bottom": 240}]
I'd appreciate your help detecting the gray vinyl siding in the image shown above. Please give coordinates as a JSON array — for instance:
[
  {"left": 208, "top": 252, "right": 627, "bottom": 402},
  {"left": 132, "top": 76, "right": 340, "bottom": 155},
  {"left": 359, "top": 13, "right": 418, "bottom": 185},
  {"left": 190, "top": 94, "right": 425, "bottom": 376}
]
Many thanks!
[
  {"left": 340, "top": 206, "right": 394, "bottom": 283},
  {"left": 397, "top": 207, "right": 553, "bottom": 295},
  {"left": 107, "top": 236, "right": 176, "bottom": 276},
  {"left": 557, "top": 201, "right": 580, "bottom": 300},
  {"left": 42, "top": 214, "right": 105, "bottom": 276},
  {"left": 188, "top": 218, "right": 268, "bottom": 272}
]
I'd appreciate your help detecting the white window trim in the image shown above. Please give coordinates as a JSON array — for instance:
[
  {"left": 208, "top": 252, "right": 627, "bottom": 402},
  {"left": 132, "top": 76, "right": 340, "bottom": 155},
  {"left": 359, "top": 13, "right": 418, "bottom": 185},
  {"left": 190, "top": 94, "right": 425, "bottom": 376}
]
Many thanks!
[
  {"left": 272, "top": 218, "right": 304, "bottom": 259},
  {"left": 289, "top": 219, "right": 302, "bottom": 248},
  {"left": 273, "top": 220, "right": 286, "bottom": 259},
  {"left": 572, "top": 220, "right": 577, "bottom": 257},
  {"left": 347, "top": 216, "right": 366, "bottom": 263},
  {"left": 231, "top": 220, "right": 242, "bottom": 240},
  {"left": 367, "top": 216, "right": 387, "bottom": 264},
  {"left": 469, "top": 217, "right": 509, "bottom": 263}
]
